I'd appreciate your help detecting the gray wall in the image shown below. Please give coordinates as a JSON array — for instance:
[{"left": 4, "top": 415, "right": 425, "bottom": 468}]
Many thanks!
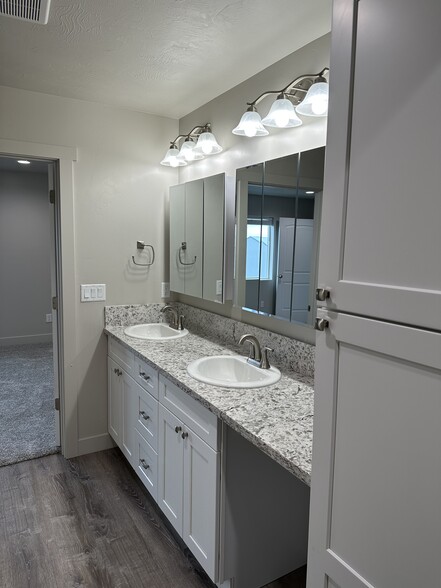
[{"left": 0, "top": 170, "right": 52, "bottom": 345}]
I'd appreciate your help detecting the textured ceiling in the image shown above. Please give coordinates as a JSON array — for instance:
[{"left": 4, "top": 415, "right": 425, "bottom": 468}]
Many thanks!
[{"left": 0, "top": 0, "right": 331, "bottom": 118}]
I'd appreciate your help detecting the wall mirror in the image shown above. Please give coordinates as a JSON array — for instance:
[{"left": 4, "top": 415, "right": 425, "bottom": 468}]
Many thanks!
[{"left": 234, "top": 147, "right": 325, "bottom": 327}]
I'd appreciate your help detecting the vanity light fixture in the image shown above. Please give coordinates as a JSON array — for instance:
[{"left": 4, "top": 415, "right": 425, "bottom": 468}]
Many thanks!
[
  {"left": 232, "top": 68, "right": 329, "bottom": 137},
  {"left": 17, "top": 159, "right": 31, "bottom": 164},
  {"left": 160, "top": 123, "right": 222, "bottom": 166}
]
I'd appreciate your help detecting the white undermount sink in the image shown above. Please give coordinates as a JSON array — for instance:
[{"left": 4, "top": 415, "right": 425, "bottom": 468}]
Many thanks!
[
  {"left": 124, "top": 323, "right": 188, "bottom": 340},
  {"left": 187, "top": 355, "right": 281, "bottom": 389}
]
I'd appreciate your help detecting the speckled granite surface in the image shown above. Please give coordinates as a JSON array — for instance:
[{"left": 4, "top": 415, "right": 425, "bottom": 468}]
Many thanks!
[
  {"left": 105, "top": 303, "right": 315, "bottom": 378},
  {"left": 104, "top": 304, "right": 314, "bottom": 486}
]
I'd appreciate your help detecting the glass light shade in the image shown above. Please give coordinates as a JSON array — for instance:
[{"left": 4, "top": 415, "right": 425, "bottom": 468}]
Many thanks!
[
  {"left": 194, "top": 131, "right": 223, "bottom": 155},
  {"left": 296, "top": 81, "right": 329, "bottom": 117},
  {"left": 177, "top": 139, "right": 204, "bottom": 162},
  {"left": 232, "top": 111, "right": 269, "bottom": 137},
  {"left": 160, "top": 146, "right": 187, "bottom": 167},
  {"left": 261, "top": 98, "right": 302, "bottom": 128}
]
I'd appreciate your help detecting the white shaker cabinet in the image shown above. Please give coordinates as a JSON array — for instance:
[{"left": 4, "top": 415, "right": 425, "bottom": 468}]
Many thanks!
[
  {"left": 308, "top": 1, "right": 441, "bottom": 586},
  {"left": 108, "top": 357, "right": 122, "bottom": 447},
  {"left": 317, "top": 0, "right": 441, "bottom": 330},
  {"left": 308, "top": 312, "right": 441, "bottom": 588},
  {"left": 158, "top": 377, "right": 220, "bottom": 581}
]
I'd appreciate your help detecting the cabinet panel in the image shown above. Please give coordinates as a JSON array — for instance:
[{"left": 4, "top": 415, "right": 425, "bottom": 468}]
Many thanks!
[
  {"left": 108, "top": 338, "right": 134, "bottom": 376},
  {"left": 183, "top": 429, "right": 220, "bottom": 581},
  {"left": 135, "top": 382, "right": 158, "bottom": 451},
  {"left": 159, "top": 375, "right": 219, "bottom": 451},
  {"left": 170, "top": 183, "right": 186, "bottom": 294},
  {"left": 158, "top": 404, "right": 184, "bottom": 535},
  {"left": 184, "top": 179, "right": 203, "bottom": 298},
  {"left": 307, "top": 311, "right": 441, "bottom": 588},
  {"left": 134, "top": 430, "right": 158, "bottom": 501},
  {"left": 121, "top": 372, "right": 137, "bottom": 466},
  {"left": 317, "top": 0, "right": 441, "bottom": 329},
  {"left": 108, "top": 357, "right": 122, "bottom": 447},
  {"left": 133, "top": 356, "right": 159, "bottom": 399}
]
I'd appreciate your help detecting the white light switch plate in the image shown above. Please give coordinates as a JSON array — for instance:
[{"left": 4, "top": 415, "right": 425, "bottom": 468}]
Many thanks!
[{"left": 81, "top": 284, "right": 106, "bottom": 302}]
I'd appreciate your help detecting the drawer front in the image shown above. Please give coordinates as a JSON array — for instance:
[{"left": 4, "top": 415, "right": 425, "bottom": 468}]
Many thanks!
[
  {"left": 108, "top": 337, "right": 134, "bottom": 375},
  {"left": 134, "top": 430, "right": 158, "bottom": 501},
  {"left": 135, "top": 381, "right": 159, "bottom": 451},
  {"left": 134, "top": 356, "right": 159, "bottom": 399},
  {"left": 159, "top": 375, "right": 219, "bottom": 451}
]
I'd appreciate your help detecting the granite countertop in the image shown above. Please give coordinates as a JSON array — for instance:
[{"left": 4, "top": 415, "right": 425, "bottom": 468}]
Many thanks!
[{"left": 105, "top": 325, "right": 314, "bottom": 486}]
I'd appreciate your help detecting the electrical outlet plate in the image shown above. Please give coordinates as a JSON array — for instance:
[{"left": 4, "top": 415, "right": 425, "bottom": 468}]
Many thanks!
[
  {"left": 161, "top": 282, "right": 170, "bottom": 298},
  {"left": 216, "top": 280, "right": 223, "bottom": 295},
  {"left": 45, "top": 313, "right": 52, "bottom": 323},
  {"left": 81, "top": 284, "right": 106, "bottom": 302}
]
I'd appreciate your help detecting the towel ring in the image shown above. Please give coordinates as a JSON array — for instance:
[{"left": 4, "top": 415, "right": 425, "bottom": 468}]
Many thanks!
[
  {"left": 132, "top": 241, "right": 155, "bottom": 267},
  {"left": 178, "top": 242, "right": 197, "bottom": 266}
]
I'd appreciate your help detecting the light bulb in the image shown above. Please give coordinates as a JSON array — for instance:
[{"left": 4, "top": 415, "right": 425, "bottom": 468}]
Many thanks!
[
  {"left": 169, "top": 157, "right": 179, "bottom": 167},
  {"left": 273, "top": 109, "right": 291, "bottom": 128},
  {"left": 232, "top": 111, "right": 269, "bottom": 137},
  {"left": 242, "top": 121, "right": 257, "bottom": 137},
  {"left": 311, "top": 95, "right": 328, "bottom": 115}
]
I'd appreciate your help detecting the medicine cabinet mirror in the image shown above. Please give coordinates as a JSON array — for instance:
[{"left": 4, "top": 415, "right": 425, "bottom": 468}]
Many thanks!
[
  {"left": 169, "top": 173, "right": 234, "bottom": 303},
  {"left": 234, "top": 147, "right": 325, "bottom": 327}
]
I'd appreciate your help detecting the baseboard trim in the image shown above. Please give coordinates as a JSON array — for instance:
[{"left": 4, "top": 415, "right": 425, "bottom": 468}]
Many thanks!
[
  {"left": 77, "top": 433, "right": 116, "bottom": 456},
  {"left": 0, "top": 333, "right": 52, "bottom": 346}
]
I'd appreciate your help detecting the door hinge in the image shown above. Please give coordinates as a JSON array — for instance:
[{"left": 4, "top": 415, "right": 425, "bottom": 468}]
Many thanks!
[
  {"left": 54, "top": 398, "right": 60, "bottom": 411},
  {"left": 52, "top": 296, "right": 58, "bottom": 310},
  {"left": 49, "top": 189, "right": 55, "bottom": 204}
]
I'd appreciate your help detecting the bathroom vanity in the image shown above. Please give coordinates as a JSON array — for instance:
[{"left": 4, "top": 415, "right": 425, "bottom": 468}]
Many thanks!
[{"left": 105, "top": 303, "right": 314, "bottom": 588}]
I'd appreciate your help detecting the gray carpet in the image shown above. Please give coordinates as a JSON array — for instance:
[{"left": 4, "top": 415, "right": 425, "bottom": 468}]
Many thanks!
[{"left": 0, "top": 342, "right": 59, "bottom": 467}]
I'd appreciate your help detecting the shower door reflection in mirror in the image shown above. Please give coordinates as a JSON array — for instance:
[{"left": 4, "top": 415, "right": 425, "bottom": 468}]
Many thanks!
[{"left": 234, "top": 147, "right": 325, "bottom": 327}]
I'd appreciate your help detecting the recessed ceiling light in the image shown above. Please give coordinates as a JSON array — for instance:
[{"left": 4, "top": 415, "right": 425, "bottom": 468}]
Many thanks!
[
  {"left": 306, "top": 190, "right": 314, "bottom": 194},
  {"left": 17, "top": 160, "right": 31, "bottom": 165}
]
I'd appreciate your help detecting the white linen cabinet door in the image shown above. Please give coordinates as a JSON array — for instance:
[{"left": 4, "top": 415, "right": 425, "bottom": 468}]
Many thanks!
[
  {"left": 158, "top": 404, "right": 184, "bottom": 535},
  {"left": 307, "top": 311, "right": 441, "bottom": 588},
  {"left": 183, "top": 428, "right": 220, "bottom": 582},
  {"left": 317, "top": 0, "right": 441, "bottom": 330},
  {"left": 108, "top": 357, "right": 122, "bottom": 447}
]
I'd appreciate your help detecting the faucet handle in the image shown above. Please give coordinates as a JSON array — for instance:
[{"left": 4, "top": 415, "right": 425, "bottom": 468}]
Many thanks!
[
  {"left": 260, "top": 347, "right": 274, "bottom": 370},
  {"left": 177, "top": 315, "right": 185, "bottom": 330}
]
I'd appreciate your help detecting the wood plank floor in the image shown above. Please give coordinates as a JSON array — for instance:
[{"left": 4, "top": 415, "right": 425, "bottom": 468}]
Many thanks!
[{"left": 0, "top": 449, "right": 306, "bottom": 588}]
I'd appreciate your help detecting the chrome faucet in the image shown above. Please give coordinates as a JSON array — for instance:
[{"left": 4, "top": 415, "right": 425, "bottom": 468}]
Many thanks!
[
  {"left": 161, "top": 305, "right": 185, "bottom": 330},
  {"left": 239, "top": 334, "right": 273, "bottom": 369}
]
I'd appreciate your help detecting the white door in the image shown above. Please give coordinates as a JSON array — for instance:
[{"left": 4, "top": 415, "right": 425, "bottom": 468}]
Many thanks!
[
  {"left": 48, "top": 162, "right": 60, "bottom": 445},
  {"left": 291, "top": 219, "right": 313, "bottom": 324},
  {"left": 307, "top": 310, "right": 441, "bottom": 588},
  {"left": 158, "top": 404, "right": 184, "bottom": 535},
  {"left": 183, "top": 429, "right": 220, "bottom": 582},
  {"left": 317, "top": 0, "right": 441, "bottom": 329},
  {"left": 275, "top": 217, "right": 295, "bottom": 319},
  {"left": 108, "top": 357, "right": 122, "bottom": 447}
]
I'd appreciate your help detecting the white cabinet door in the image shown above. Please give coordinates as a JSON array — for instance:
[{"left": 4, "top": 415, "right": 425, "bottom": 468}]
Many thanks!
[
  {"left": 307, "top": 311, "right": 441, "bottom": 588},
  {"left": 108, "top": 357, "right": 122, "bottom": 447},
  {"left": 121, "top": 372, "right": 137, "bottom": 467},
  {"left": 183, "top": 428, "right": 220, "bottom": 581},
  {"left": 158, "top": 404, "right": 184, "bottom": 535},
  {"left": 317, "top": 0, "right": 441, "bottom": 330}
]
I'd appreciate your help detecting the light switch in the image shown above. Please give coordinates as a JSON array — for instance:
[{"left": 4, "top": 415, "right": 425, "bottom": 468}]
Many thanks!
[
  {"left": 216, "top": 280, "right": 223, "bottom": 295},
  {"left": 81, "top": 284, "right": 106, "bottom": 302}
]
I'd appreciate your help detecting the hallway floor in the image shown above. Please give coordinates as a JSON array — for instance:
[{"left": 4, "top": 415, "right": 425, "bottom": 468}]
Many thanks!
[
  {"left": 0, "top": 449, "right": 307, "bottom": 588},
  {"left": 0, "top": 343, "right": 58, "bottom": 467}
]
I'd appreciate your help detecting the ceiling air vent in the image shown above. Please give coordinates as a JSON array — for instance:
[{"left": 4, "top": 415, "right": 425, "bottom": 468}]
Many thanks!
[{"left": 0, "top": 0, "right": 51, "bottom": 24}]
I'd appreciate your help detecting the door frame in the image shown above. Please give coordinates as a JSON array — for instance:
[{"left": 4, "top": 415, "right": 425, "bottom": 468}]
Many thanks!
[{"left": 0, "top": 138, "right": 78, "bottom": 458}]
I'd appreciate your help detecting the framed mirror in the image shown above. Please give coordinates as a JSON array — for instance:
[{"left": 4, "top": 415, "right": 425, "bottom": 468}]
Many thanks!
[{"left": 234, "top": 147, "right": 325, "bottom": 327}]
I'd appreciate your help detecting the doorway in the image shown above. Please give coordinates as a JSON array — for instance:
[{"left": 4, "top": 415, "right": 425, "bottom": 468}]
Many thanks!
[{"left": 0, "top": 155, "right": 61, "bottom": 465}]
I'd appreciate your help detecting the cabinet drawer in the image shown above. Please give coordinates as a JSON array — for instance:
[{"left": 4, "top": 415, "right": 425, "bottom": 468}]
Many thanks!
[
  {"left": 133, "top": 356, "right": 159, "bottom": 399},
  {"left": 134, "top": 381, "right": 158, "bottom": 451},
  {"left": 159, "top": 375, "right": 219, "bottom": 451},
  {"left": 134, "top": 430, "right": 158, "bottom": 501},
  {"left": 108, "top": 337, "right": 134, "bottom": 376}
]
